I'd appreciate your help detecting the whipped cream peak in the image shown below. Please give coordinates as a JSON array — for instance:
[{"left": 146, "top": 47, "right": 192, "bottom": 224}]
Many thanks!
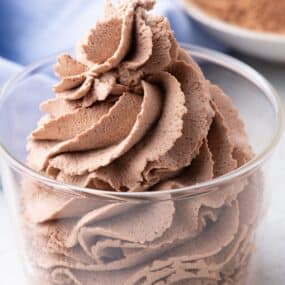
[{"left": 53, "top": 0, "right": 178, "bottom": 103}]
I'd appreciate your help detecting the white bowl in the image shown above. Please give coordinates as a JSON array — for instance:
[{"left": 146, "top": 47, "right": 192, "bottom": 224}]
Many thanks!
[{"left": 180, "top": 0, "right": 285, "bottom": 62}]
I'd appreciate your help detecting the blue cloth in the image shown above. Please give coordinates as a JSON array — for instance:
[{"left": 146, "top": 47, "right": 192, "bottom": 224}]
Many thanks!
[{"left": 0, "top": 0, "right": 226, "bottom": 86}]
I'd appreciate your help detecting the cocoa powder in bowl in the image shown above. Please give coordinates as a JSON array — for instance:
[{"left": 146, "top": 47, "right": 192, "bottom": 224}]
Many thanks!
[{"left": 191, "top": 0, "right": 285, "bottom": 35}]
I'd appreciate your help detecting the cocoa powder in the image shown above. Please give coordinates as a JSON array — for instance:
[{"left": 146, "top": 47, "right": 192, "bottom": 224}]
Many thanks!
[{"left": 191, "top": 0, "right": 285, "bottom": 34}]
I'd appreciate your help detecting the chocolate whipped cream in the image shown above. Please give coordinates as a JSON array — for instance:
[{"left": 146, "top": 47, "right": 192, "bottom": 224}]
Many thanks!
[
  {"left": 22, "top": 1, "right": 259, "bottom": 284},
  {"left": 27, "top": 0, "right": 252, "bottom": 192},
  {"left": 191, "top": 0, "right": 285, "bottom": 34}
]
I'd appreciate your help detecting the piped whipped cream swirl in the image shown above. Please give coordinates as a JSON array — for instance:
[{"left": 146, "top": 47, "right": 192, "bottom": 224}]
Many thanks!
[
  {"left": 28, "top": 0, "right": 252, "bottom": 193},
  {"left": 22, "top": 1, "right": 260, "bottom": 285}
]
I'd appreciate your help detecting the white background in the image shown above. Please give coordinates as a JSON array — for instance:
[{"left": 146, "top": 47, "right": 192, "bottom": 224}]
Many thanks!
[{"left": 0, "top": 56, "right": 284, "bottom": 284}]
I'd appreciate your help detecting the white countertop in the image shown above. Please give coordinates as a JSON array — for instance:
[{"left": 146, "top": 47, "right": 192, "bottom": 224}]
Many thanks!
[{"left": 0, "top": 57, "right": 284, "bottom": 284}]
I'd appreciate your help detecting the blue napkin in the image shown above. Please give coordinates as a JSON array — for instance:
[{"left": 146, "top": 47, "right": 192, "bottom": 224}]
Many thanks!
[{"left": 0, "top": 0, "right": 226, "bottom": 86}]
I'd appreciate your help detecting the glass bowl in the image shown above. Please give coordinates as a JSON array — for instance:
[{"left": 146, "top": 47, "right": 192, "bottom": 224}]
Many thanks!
[{"left": 0, "top": 45, "right": 283, "bottom": 285}]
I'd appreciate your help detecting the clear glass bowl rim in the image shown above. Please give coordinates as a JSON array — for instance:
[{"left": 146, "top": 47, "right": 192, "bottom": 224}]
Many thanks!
[{"left": 0, "top": 44, "right": 283, "bottom": 201}]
